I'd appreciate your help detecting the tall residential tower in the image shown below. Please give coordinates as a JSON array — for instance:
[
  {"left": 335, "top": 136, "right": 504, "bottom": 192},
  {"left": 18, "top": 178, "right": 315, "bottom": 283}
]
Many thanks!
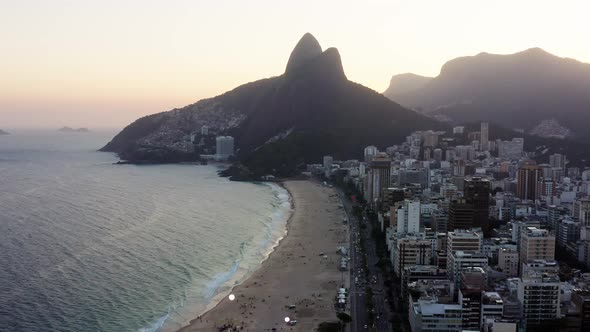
[
  {"left": 517, "top": 162, "right": 542, "bottom": 201},
  {"left": 480, "top": 122, "right": 489, "bottom": 151}
]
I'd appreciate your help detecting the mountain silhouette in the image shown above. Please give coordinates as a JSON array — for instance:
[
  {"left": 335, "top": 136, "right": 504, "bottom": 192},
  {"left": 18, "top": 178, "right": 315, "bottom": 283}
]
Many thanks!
[
  {"left": 383, "top": 48, "right": 590, "bottom": 140},
  {"left": 285, "top": 32, "right": 323, "bottom": 73},
  {"left": 101, "top": 33, "right": 442, "bottom": 176},
  {"left": 383, "top": 73, "right": 432, "bottom": 102}
]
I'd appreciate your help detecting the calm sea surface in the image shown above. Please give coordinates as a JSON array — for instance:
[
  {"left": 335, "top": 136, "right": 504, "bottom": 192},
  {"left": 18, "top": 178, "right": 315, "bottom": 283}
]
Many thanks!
[{"left": 0, "top": 129, "right": 291, "bottom": 332}]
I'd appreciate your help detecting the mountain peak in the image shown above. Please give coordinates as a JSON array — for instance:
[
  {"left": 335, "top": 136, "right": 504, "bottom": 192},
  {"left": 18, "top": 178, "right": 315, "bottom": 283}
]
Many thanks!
[
  {"left": 475, "top": 47, "right": 551, "bottom": 58},
  {"left": 286, "top": 47, "right": 347, "bottom": 82},
  {"left": 383, "top": 73, "right": 433, "bottom": 100},
  {"left": 315, "top": 47, "right": 347, "bottom": 80},
  {"left": 516, "top": 47, "right": 559, "bottom": 60},
  {"left": 285, "top": 33, "right": 322, "bottom": 73},
  {"left": 103, "top": 32, "right": 440, "bottom": 177},
  {"left": 520, "top": 47, "right": 550, "bottom": 55}
]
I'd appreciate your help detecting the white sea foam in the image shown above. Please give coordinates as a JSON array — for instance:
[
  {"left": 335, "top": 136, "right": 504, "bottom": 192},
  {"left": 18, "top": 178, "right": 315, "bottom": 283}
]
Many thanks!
[
  {"left": 204, "top": 256, "right": 241, "bottom": 299},
  {"left": 155, "top": 181, "right": 292, "bottom": 332},
  {"left": 0, "top": 133, "right": 295, "bottom": 332},
  {"left": 139, "top": 313, "right": 169, "bottom": 332},
  {"left": 203, "top": 182, "right": 292, "bottom": 298}
]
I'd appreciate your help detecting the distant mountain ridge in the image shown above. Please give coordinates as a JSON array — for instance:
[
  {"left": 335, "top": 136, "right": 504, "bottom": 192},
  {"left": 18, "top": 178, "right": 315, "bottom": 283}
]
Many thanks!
[
  {"left": 102, "top": 33, "right": 442, "bottom": 177},
  {"left": 383, "top": 48, "right": 590, "bottom": 140},
  {"left": 59, "top": 127, "right": 90, "bottom": 133},
  {"left": 383, "top": 73, "right": 432, "bottom": 103}
]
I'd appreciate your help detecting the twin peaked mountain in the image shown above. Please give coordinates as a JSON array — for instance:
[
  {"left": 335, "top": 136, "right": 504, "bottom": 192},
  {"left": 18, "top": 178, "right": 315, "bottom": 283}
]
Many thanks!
[{"left": 102, "top": 33, "right": 439, "bottom": 176}]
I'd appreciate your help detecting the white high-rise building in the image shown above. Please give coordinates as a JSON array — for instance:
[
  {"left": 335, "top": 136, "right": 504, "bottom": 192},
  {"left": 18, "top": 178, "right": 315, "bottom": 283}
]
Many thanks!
[
  {"left": 396, "top": 199, "right": 421, "bottom": 234},
  {"left": 215, "top": 136, "right": 234, "bottom": 161},
  {"left": 364, "top": 145, "right": 378, "bottom": 162},
  {"left": 410, "top": 146, "right": 421, "bottom": 160},
  {"left": 455, "top": 145, "right": 476, "bottom": 161},
  {"left": 323, "top": 155, "right": 333, "bottom": 170},
  {"left": 447, "top": 230, "right": 482, "bottom": 256},
  {"left": 201, "top": 125, "right": 209, "bottom": 135},
  {"left": 518, "top": 270, "right": 561, "bottom": 325},
  {"left": 573, "top": 198, "right": 590, "bottom": 223},
  {"left": 549, "top": 153, "right": 566, "bottom": 169},
  {"left": 481, "top": 292, "right": 504, "bottom": 325},
  {"left": 446, "top": 149, "right": 456, "bottom": 162},
  {"left": 433, "top": 148, "right": 443, "bottom": 162},
  {"left": 440, "top": 183, "right": 458, "bottom": 199},
  {"left": 422, "top": 131, "right": 439, "bottom": 147},
  {"left": 498, "top": 248, "right": 519, "bottom": 277},
  {"left": 519, "top": 227, "right": 555, "bottom": 269},
  {"left": 391, "top": 235, "right": 434, "bottom": 276},
  {"left": 447, "top": 251, "right": 488, "bottom": 286},
  {"left": 409, "top": 296, "right": 462, "bottom": 332},
  {"left": 323, "top": 155, "right": 334, "bottom": 177},
  {"left": 511, "top": 220, "right": 541, "bottom": 245},
  {"left": 367, "top": 153, "right": 392, "bottom": 205},
  {"left": 498, "top": 138, "right": 524, "bottom": 160},
  {"left": 480, "top": 122, "right": 489, "bottom": 151}
]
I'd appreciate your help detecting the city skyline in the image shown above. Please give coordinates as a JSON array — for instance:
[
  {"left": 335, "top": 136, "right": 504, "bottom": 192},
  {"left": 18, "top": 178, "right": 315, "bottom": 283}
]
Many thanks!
[{"left": 2, "top": 0, "right": 590, "bottom": 128}]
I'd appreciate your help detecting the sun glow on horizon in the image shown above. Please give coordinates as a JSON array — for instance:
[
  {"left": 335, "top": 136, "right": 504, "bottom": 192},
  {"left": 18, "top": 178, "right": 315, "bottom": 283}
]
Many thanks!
[{"left": 1, "top": 0, "right": 589, "bottom": 128}]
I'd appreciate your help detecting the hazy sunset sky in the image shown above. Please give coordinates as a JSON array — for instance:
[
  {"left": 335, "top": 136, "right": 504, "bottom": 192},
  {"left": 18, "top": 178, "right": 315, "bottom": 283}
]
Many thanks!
[{"left": 1, "top": 0, "right": 589, "bottom": 128}]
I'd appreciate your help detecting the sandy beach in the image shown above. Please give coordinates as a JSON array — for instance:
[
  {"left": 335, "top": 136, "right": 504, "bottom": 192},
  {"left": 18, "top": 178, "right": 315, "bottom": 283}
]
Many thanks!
[{"left": 177, "top": 179, "right": 349, "bottom": 332}]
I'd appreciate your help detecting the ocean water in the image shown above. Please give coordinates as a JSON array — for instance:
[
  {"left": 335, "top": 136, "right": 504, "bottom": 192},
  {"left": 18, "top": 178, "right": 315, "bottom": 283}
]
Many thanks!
[{"left": 0, "top": 129, "right": 291, "bottom": 332}]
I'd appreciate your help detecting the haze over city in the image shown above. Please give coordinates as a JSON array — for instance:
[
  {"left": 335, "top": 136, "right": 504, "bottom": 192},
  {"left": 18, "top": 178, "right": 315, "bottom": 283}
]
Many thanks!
[{"left": 2, "top": 0, "right": 590, "bottom": 128}]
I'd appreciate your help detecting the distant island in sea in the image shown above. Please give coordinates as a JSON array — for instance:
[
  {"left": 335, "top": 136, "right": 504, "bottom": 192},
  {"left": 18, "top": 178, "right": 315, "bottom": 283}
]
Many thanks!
[
  {"left": 59, "top": 127, "right": 90, "bottom": 133},
  {"left": 0, "top": 129, "right": 10, "bottom": 135}
]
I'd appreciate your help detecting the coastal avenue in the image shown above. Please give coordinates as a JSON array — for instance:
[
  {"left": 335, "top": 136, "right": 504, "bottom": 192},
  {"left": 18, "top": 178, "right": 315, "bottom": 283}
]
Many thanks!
[
  {"left": 338, "top": 187, "right": 368, "bottom": 332},
  {"left": 362, "top": 211, "right": 392, "bottom": 332},
  {"left": 337, "top": 187, "right": 392, "bottom": 332}
]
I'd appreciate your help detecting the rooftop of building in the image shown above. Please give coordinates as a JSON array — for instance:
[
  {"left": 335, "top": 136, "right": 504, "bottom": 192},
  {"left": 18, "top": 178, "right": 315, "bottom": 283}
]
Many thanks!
[
  {"left": 521, "top": 270, "right": 560, "bottom": 283},
  {"left": 409, "top": 279, "right": 455, "bottom": 301},
  {"left": 524, "top": 260, "right": 558, "bottom": 267},
  {"left": 482, "top": 292, "right": 504, "bottom": 305},
  {"left": 465, "top": 176, "right": 491, "bottom": 183},
  {"left": 452, "top": 250, "right": 488, "bottom": 258},
  {"left": 510, "top": 219, "right": 541, "bottom": 226},
  {"left": 371, "top": 153, "right": 392, "bottom": 163},
  {"left": 393, "top": 233, "right": 432, "bottom": 241},
  {"left": 403, "top": 265, "right": 446, "bottom": 274},
  {"left": 559, "top": 217, "right": 579, "bottom": 225},
  {"left": 461, "top": 266, "right": 486, "bottom": 274},
  {"left": 448, "top": 229, "right": 481, "bottom": 238},
  {"left": 524, "top": 226, "right": 551, "bottom": 236},
  {"left": 572, "top": 287, "right": 590, "bottom": 300},
  {"left": 415, "top": 301, "right": 462, "bottom": 316},
  {"left": 384, "top": 187, "right": 407, "bottom": 192}
]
